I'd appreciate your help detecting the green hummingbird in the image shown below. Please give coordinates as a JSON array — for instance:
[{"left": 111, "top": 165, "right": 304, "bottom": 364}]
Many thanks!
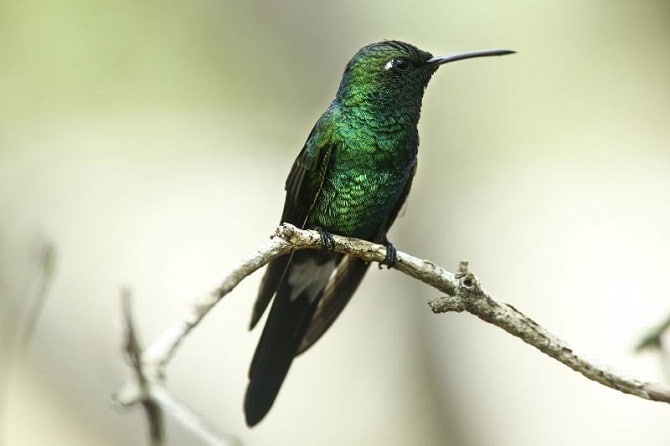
[{"left": 245, "top": 40, "right": 514, "bottom": 426}]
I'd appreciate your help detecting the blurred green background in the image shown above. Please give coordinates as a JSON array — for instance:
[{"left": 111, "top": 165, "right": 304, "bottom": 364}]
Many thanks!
[{"left": 1, "top": 1, "right": 670, "bottom": 445}]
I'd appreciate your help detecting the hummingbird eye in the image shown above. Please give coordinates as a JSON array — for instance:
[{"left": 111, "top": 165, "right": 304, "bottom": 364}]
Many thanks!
[{"left": 384, "top": 58, "right": 410, "bottom": 72}]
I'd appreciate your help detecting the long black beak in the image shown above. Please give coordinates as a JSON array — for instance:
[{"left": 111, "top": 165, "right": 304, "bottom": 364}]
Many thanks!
[{"left": 427, "top": 49, "right": 515, "bottom": 66}]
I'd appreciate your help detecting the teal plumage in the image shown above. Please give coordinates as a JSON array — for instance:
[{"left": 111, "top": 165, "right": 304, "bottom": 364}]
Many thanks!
[{"left": 244, "top": 40, "right": 514, "bottom": 426}]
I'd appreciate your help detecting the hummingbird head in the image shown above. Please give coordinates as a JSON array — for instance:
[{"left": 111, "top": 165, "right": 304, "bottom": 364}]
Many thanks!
[{"left": 335, "top": 40, "right": 513, "bottom": 116}]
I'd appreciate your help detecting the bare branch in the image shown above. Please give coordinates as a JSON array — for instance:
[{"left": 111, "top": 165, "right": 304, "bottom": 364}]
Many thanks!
[
  {"left": 116, "top": 290, "right": 240, "bottom": 446},
  {"left": 429, "top": 261, "right": 670, "bottom": 404},
  {"left": 115, "top": 223, "right": 670, "bottom": 444},
  {"left": 140, "top": 230, "right": 293, "bottom": 372},
  {"left": 150, "top": 386, "right": 240, "bottom": 446},
  {"left": 139, "top": 223, "right": 458, "bottom": 374},
  {"left": 119, "top": 289, "right": 165, "bottom": 446}
]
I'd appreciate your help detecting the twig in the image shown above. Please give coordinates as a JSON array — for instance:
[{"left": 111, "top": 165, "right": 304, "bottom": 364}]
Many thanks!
[
  {"left": 0, "top": 239, "right": 56, "bottom": 445},
  {"left": 116, "top": 289, "right": 240, "bottom": 446},
  {"left": 115, "top": 223, "right": 670, "bottom": 443},
  {"left": 150, "top": 386, "right": 239, "bottom": 446},
  {"left": 119, "top": 289, "right": 165, "bottom": 446}
]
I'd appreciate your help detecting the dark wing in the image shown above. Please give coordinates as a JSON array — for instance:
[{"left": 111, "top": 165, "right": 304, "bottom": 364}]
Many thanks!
[
  {"left": 249, "top": 119, "right": 336, "bottom": 329},
  {"left": 245, "top": 117, "right": 340, "bottom": 425},
  {"left": 297, "top": 160, "right": 418, "bottom": 353}
]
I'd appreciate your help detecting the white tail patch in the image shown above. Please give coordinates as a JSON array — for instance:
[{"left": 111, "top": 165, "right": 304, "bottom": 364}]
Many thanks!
[{"left": 287, "top": 257, "right": 337, "bottom": 303}]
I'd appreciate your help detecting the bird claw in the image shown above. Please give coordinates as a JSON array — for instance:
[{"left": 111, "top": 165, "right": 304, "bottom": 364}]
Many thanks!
[
  {"left": 316, "top": 227, "right": 335, "bottom": 251},
  {"left": 379, "top": 242, "right": 398, "bottom": 269}
]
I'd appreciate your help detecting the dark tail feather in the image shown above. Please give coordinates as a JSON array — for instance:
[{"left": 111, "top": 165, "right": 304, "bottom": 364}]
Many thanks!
[
  {"left": 245, "top": 286, "right": 316, "bottom": 426},
  {"left": 297, "top": 255, "right": 370, "bottom": 354}
]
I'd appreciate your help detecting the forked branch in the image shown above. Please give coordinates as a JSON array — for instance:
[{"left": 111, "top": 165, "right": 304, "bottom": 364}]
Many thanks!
[{"left": 114, "top": 223, "right": 670, "bottom": 444}]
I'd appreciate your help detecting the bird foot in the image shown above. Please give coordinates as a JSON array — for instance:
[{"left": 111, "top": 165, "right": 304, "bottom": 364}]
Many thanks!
[
  {"left": 316, "top": 227, "right": 336, "bottom": 251},
  {"left": 379, "top": 242, "right": 398, "bottom": 269}
]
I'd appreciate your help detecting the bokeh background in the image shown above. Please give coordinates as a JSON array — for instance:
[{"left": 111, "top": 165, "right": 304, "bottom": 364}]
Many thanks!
[{"left": 2, "top": 1, "right": 670, "bottom": 445}]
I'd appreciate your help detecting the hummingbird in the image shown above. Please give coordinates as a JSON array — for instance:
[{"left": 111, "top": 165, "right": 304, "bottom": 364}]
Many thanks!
[{"left": 245, "top": 40, "right": 514, "bottom": 426}]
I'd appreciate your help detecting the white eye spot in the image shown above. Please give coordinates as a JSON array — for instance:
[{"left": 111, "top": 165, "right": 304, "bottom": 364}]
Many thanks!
[{"left": 384, "top": 58, "right": 410, "bottom": 72}]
